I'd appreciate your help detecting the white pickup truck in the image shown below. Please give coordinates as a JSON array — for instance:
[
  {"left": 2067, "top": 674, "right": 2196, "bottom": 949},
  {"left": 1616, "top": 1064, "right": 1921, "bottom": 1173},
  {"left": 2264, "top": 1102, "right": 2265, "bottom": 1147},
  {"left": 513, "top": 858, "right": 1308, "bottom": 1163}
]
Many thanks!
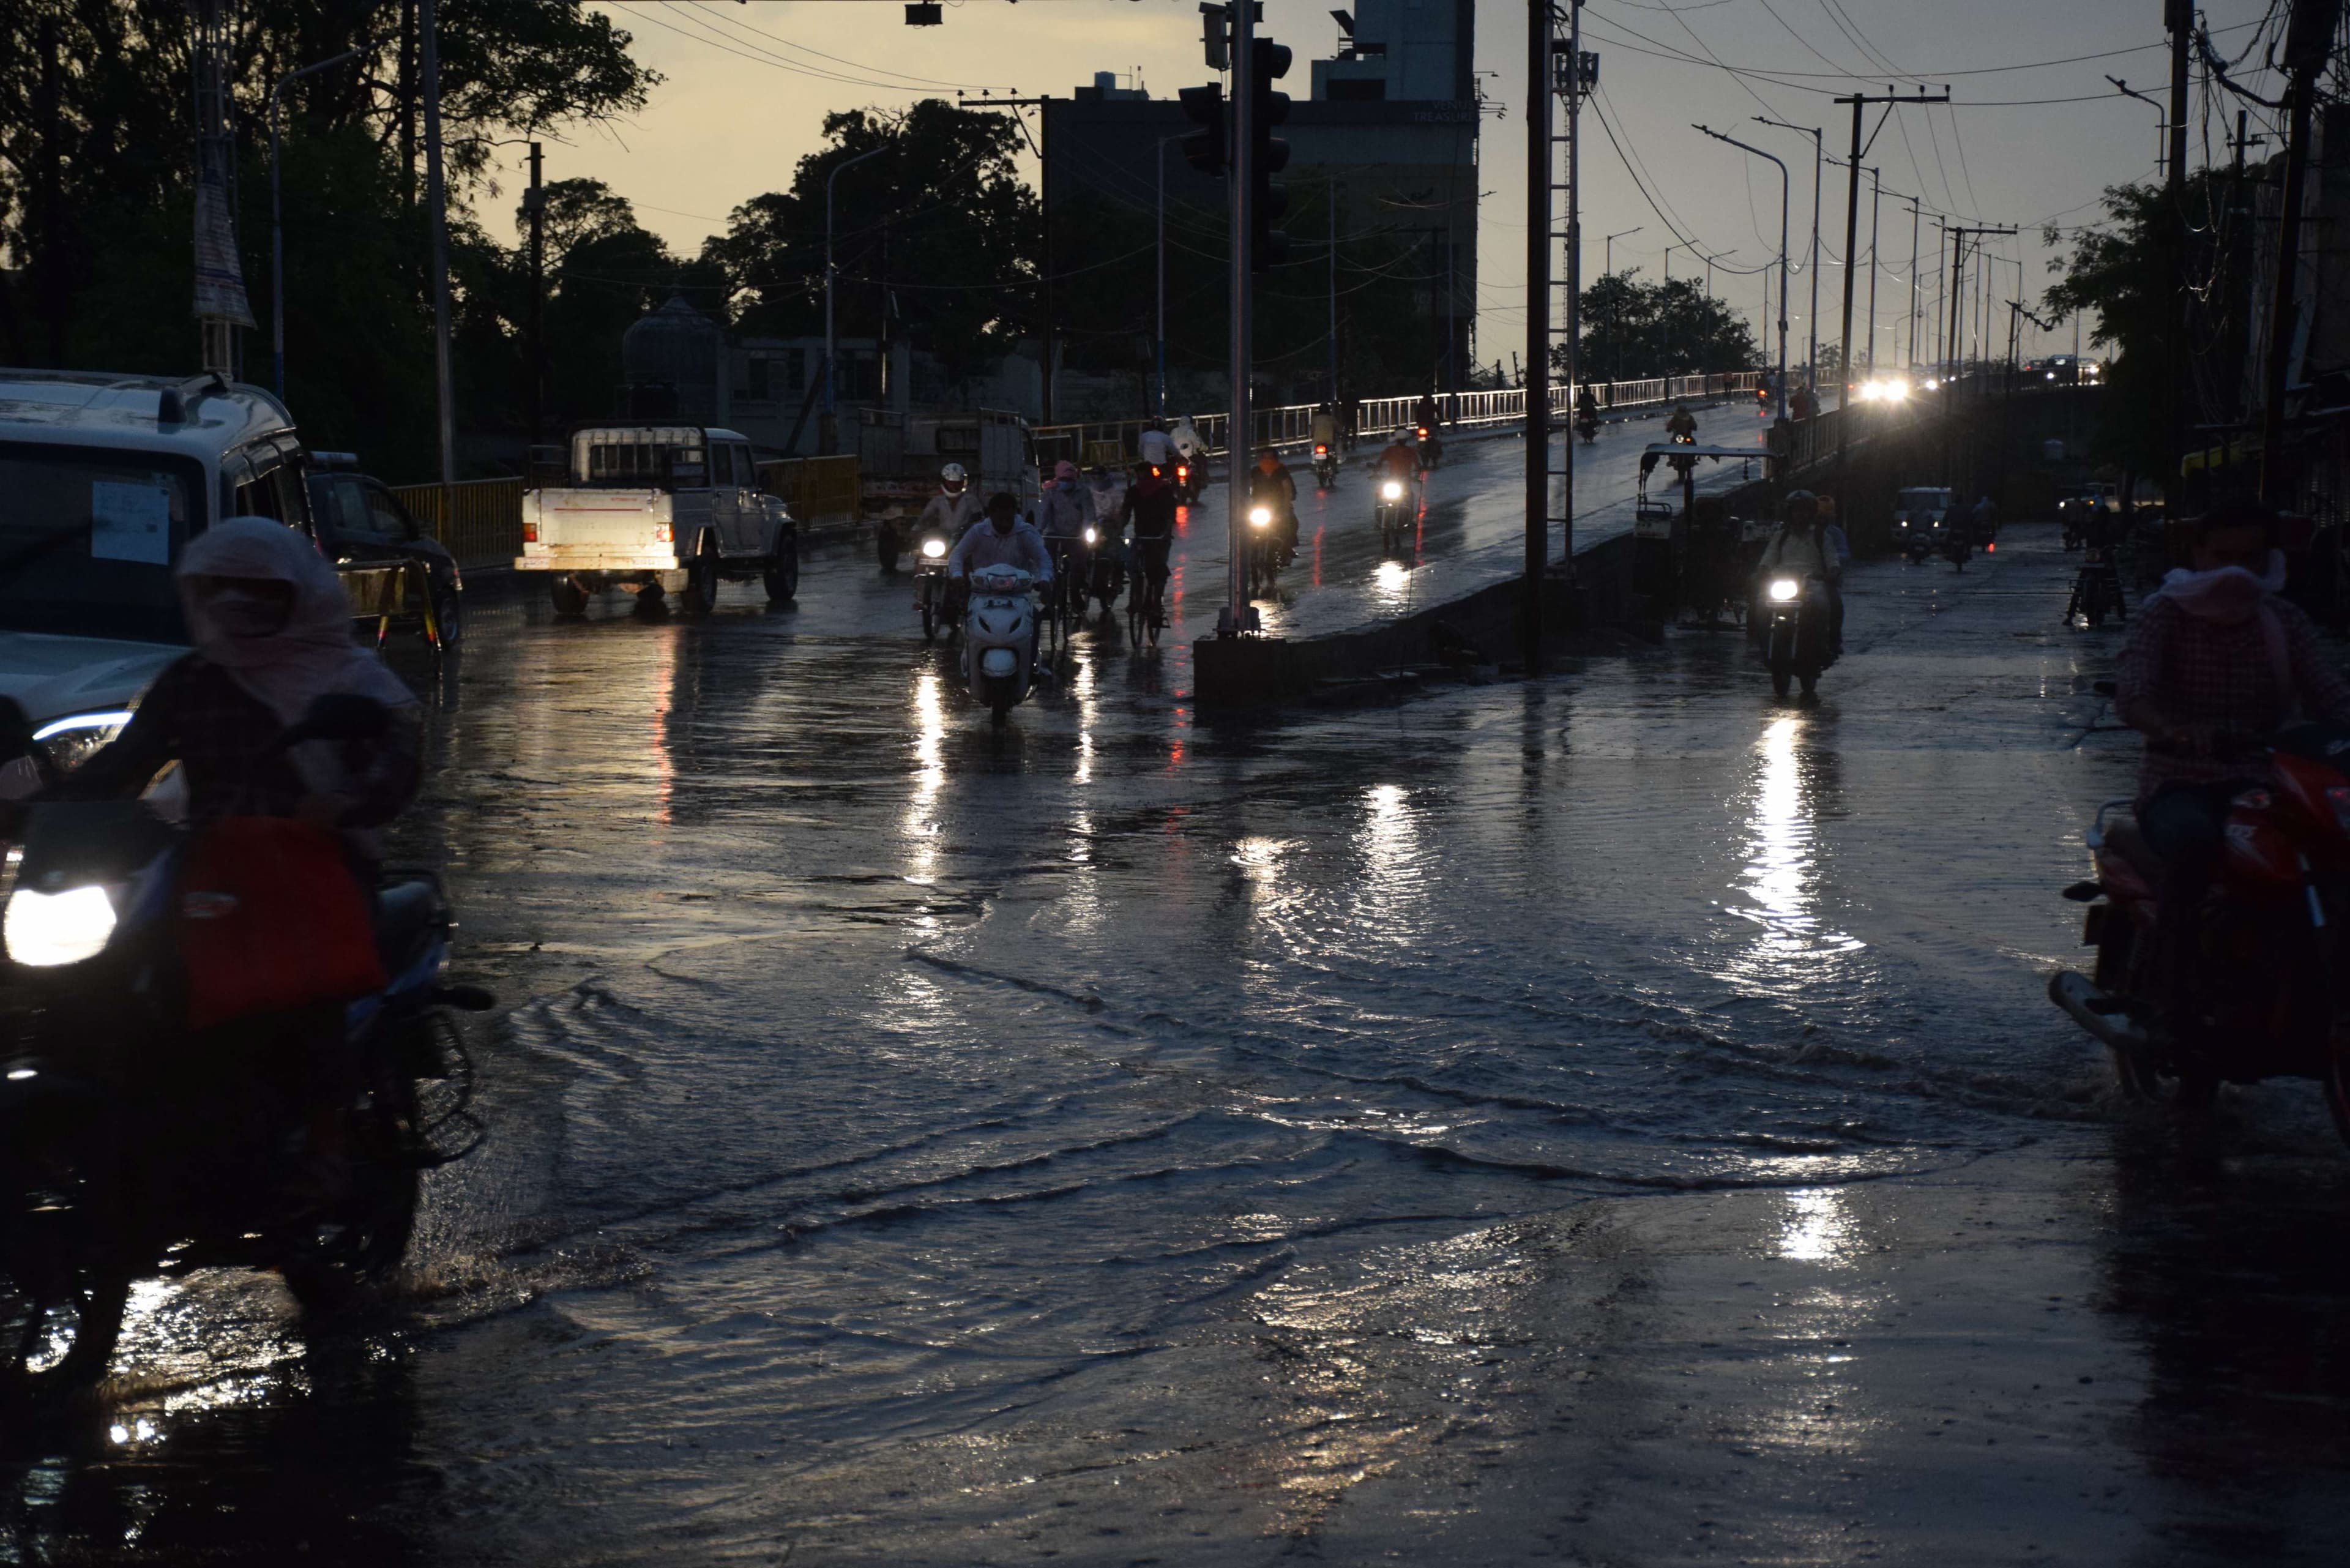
[{"left": 518, "top": 424, "right": 799, "bottom": 615}]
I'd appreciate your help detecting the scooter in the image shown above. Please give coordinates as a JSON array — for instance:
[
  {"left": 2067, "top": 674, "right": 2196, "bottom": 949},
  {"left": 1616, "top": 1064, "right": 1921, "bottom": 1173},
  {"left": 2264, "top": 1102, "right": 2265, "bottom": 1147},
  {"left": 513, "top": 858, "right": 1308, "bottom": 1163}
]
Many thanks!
[
  {"left": 912, "top": 523, "right": 964, "bottom": 641},
  {"left": 1312, "top": 444, "right": 1340, "bottom": 489},
  {"left": 964, "top": 565, "right": 1039, "bottom": 725},
  {"left": 1374, "top": 477, "right": 1412, "bottom": 556},
  {"left": 0, "top": 695, "right": 490, "bottom": 1404},
  {"left": 1759, "top": 573, "right": 1835, "bottom": 698},
  {"left": 2048, "top": 717, "right": 2350, "bottom": 1146},
  {"left": 1899, "top": 518, "right": 1934, "bottom": 565}
]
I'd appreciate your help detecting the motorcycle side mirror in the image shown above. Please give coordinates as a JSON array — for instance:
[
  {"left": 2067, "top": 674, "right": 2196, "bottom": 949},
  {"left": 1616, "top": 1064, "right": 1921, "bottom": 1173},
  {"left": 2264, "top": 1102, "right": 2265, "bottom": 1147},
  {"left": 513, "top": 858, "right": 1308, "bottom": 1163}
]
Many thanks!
[
  {"left": 272, "top": 693, "right": 391, "bottom": 752},
  {"left": 0, "top": 698, "right": 33, "bottom": 765}
]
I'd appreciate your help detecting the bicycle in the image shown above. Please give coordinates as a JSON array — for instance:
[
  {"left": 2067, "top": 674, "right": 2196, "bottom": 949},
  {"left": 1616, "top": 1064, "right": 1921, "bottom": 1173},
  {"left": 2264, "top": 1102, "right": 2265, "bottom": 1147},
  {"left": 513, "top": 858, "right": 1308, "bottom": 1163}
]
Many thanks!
[{"left": 1127, "top": 537, "right": 1169, "bottom": 649}]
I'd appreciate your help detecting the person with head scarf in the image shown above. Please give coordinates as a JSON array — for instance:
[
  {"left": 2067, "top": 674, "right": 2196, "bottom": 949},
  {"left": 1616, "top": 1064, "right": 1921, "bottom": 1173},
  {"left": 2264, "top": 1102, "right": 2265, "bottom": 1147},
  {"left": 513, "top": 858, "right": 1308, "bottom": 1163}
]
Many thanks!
[{"left": 50, "top": 517, "right": 422, "bottom": 873}]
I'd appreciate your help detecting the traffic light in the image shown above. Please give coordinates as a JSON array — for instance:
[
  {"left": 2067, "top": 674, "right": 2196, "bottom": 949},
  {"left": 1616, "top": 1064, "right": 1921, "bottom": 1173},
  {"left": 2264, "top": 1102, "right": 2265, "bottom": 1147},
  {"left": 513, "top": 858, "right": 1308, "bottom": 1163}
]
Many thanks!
[
  {"left": 1178, "top": 84, "right": 1227, "bottom": 177},
  {"left": 1250, "top": 37, "right": 1291, "bottom": 271}
]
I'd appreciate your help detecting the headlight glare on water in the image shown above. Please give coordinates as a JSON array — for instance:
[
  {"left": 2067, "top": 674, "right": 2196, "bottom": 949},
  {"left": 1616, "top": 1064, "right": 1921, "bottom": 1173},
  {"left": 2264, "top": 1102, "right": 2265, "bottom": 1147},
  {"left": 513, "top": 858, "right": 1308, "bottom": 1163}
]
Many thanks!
[{"left": 5, "top": 885, "right": 116, "bottom": 968}]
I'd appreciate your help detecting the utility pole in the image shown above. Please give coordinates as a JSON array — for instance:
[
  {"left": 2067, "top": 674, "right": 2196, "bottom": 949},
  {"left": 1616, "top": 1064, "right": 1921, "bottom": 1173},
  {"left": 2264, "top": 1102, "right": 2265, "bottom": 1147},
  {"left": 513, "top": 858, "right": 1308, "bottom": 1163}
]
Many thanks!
[
  {"left": 1835, "top": 88, "right": 1947, "bottom": 476},
  {"left": 1863, "top": 167, "right": 1881, "bottom": 376},
  {"left": 1903, "top": 192, "right": 1922, "bottom": 370},
  {"left": 2259, "top": 0, "right": 2347, "bottom": 502},
  {"left": 190, "top": 0, "right": 254, "bottom": 379},
  {"left": 422, "top": 0, "right": 455, "bottom": 491},
  {"left": 1941, "top": 223, "right": 2015, "bottom": 488},
  {"left": 822, "top": 144, "right": 888, "bottom": 449},
  {"left": 1755, "top": 116, "right": 1822, "bottom": 393},
  {"left": 1561, "top": 6, "right": 1589, "bottom": 573},
  {"left": 268, "top": 48, "right": 360, "bottom": 398},
  {"left": 2163, "top": 0, "right": 2190, "bottom": 501}
]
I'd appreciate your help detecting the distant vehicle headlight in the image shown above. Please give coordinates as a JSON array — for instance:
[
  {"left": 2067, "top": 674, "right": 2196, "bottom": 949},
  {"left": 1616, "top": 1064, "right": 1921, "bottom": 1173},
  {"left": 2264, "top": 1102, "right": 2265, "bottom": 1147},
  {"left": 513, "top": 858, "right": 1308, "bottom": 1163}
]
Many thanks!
[
  {"left": 33, "top": 710, "right": 133, "bottom": 774},
  {"left": 1381, "top": 482, "right": 1404, "bottom": 500},
  {"left": 1249, "top": 507, "right": 1272, "bottom": 528},
  {"left": 1768, "top": 578, "right": 1801, "bottom": 602},
  {"left": 6, "top": 885, "right": 116, "bottom": 968},
  {"left": 922, "top": 538, "right": 947, "bottom": 559},
  {"left": 2046, "top": 370, "right": 2057, "bottom": 380}
]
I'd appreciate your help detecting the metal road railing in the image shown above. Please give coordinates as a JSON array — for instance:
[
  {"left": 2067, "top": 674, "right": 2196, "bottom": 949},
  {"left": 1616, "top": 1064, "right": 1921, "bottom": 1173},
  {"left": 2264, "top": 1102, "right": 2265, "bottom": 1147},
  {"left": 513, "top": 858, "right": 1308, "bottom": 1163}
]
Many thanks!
[
  {"left": 1032, "top": 371, "right": 1766, "bottom": 466},
  {"left": 389, "top": 476, "right": 528, "bottom": 571}
]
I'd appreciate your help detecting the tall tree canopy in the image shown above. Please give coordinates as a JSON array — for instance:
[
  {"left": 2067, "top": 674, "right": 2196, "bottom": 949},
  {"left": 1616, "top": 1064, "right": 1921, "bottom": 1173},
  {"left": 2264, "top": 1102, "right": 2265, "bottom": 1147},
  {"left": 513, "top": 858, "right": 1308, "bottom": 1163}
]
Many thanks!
[
  {"left": 0, "top": 0, "right": 652, "bottom": 475},
  {"left": 709, "top": 103, "right": 1036, "bottom": 386},
  {"left": 1573, "top": 270, "right": 1762, "bottom": 383}
]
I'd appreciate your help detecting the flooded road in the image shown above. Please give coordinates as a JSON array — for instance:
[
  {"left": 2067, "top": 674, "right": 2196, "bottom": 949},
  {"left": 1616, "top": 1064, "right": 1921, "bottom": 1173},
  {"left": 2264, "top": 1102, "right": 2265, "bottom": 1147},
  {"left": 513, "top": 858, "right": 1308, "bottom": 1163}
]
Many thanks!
[{"left": 9, "top": 521, "right": 2350, "bottom": 1564}]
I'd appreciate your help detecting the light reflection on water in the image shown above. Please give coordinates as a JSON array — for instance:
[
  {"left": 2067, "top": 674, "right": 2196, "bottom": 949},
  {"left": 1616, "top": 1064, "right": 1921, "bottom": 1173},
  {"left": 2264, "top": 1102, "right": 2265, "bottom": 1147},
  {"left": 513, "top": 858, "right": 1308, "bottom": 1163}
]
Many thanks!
[
  {"left": 1370, "top": 559, "right": 1412, "bottom": 611},
  {"left": 1777, "top": 1186, "right": 1852, "bottom": 1262},
  {"left": 1728, "top": 715, "right": 1863, "bottom": 980},
  {"left": 1349, "top": 784, "right": 1426, "bottom": 947},
  {"left": 903, "top": 668, "right": 946, "bottom": 887}
]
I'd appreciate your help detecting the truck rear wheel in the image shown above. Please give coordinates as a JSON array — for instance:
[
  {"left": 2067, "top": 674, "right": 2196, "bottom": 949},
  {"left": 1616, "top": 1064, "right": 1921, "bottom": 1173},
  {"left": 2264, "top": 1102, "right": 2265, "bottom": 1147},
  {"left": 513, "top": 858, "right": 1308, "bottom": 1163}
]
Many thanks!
[{"left": 550, "top": 576, "right": 591, "bottom": 616}]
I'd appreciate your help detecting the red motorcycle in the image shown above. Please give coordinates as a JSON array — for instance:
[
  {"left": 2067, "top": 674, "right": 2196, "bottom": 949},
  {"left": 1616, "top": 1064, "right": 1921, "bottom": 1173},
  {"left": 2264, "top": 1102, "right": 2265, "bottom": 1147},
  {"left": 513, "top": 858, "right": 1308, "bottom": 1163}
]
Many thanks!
[{"left": 2049, "top": 717, "right": 2350, "bottom": 1146}]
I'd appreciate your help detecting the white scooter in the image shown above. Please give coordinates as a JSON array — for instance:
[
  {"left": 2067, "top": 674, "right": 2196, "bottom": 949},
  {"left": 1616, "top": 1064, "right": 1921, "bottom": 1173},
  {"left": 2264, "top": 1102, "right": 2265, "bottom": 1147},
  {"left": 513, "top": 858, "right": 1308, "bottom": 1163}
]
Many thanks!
[{"left": 964, "top": 564, "right": 1040, "bottom": 725}]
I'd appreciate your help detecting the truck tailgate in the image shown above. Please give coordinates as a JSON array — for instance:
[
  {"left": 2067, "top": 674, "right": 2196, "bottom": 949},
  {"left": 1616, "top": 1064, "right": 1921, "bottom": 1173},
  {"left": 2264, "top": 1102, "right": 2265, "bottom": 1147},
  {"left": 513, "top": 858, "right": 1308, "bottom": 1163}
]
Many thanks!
[{"left": 528, "top": 488, "right": 670, "bottom": 547}]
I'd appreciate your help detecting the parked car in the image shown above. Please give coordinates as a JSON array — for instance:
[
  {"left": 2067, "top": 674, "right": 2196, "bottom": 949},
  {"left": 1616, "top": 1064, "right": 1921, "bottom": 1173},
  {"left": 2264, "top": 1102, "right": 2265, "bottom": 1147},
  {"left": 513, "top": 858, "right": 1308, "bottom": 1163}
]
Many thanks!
[
  {"left": 0, "top": 368, "right": 319, "bottom": 792},
  {"left": 518, "top": 424, "right": 799, "bottom": 614},
  {"left": 304, "top": 455, "right": 462, "bottom": 651}
]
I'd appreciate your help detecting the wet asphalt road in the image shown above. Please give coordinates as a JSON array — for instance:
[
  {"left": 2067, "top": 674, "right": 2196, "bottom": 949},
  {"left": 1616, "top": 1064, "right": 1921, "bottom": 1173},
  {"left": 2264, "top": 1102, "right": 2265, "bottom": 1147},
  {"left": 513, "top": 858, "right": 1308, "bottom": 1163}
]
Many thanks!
[{"left": 9, "top": 519, "right": 2350, "bottom": 1565}]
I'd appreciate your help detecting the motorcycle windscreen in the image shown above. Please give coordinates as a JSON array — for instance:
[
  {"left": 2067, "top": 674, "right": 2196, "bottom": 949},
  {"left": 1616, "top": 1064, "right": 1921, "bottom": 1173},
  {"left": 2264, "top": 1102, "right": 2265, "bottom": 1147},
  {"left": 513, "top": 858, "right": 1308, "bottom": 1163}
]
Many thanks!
[{"left": 177, "top": 817, "right": 388, "bottom": 1030}]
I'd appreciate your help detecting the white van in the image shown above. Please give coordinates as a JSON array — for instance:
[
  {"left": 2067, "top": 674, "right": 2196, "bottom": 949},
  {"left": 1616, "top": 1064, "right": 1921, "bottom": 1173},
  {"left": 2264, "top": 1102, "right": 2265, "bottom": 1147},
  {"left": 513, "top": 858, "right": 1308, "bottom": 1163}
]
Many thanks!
[
  {"left": 0, "top": 370, "right": 318, "bottom": 785},
  {"left": 518, "top": 425, "right": 799, "bottom": 614}
]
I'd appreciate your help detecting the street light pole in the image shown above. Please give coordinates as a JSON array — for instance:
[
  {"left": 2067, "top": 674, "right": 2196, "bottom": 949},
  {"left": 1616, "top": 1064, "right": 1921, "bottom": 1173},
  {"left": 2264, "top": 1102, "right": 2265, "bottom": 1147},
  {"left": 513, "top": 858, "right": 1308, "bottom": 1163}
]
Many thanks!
[
  {"left": 268, "top": 49, "right": 358, "bottom": 400},
  {"left": 1156, "top": 135, "right": 1177, "bottom": 418},
  {"left": 1755, "top": 116, "right": 1821, "bottom": 394},
  {"left": 526, "top": 141, "right": 544, "bottom": 454},
  {"left": 1695, "top": 125, "right": 1788, "bottom": 420},
  {"left": 825, "top": 144, "right": 889, "bottom": 441},
  {"left": 1602, "top": 225, "right": 1641, "bottom": 382}
]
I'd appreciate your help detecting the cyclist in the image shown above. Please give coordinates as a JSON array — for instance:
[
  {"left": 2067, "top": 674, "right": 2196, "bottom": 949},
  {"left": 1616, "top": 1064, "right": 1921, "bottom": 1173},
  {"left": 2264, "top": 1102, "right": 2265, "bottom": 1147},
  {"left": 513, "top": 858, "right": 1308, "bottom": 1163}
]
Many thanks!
[
  {"left": 1120, "top": 463, "right": 1179, "bottom": 635},
  {"left": 1036, "top": 460, "right": 1092, "bottom": 619}
]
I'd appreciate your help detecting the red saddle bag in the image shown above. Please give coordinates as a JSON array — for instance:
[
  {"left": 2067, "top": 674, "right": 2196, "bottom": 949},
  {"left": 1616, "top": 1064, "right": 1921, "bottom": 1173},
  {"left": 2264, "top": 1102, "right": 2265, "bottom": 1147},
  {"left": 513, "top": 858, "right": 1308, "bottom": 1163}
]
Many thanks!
[{"left": 177, "top": 816, "right": 387, "bottom": 1030}]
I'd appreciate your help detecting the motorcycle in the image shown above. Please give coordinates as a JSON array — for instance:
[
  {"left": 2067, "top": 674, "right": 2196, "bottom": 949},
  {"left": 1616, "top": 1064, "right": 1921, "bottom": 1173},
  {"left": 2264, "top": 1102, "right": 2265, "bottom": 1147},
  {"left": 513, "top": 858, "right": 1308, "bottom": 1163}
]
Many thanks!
[
  {"left": 1375, "top": 477, "right": 1412, "bottom": 556},
  {"left": 1415, "top": 425, "right": 1442, "bottom": 472},
  {"left": 1172, "top": 461, "right": 1199, "bottom": 506},
  {"left": 0, "top": 696, "right": 489, "bottom": 1404},
  {"left": 1942, "top": 525, "right": 1973, "bottom": 572},
  {"left": 1575, "top": 414, "right": 1599, "bottom": 445},
  {"left": 964, "top": 564, "right": 1039, "bottom": 725},
  {"left": 2048, "top": 719, "right": 2350, "bottom": 1146},
  {"left": 1312, "top": 444, "right": 1340, "bottom": 489},
  {"left": 912, "top": 524, "right": 965, "bottom": 641},
  {"left": 2064, "top": 544, "right": 2128, "bottom": 628},
  {"left": 1246, "top": 504, "right": 1291, "bottom": 598},
  {"left": 1898, "top": 518, "right": 1936, "bottom": 565},
  {"left": 1759, "top": 573, "right": 1835, "bottom": 698}
]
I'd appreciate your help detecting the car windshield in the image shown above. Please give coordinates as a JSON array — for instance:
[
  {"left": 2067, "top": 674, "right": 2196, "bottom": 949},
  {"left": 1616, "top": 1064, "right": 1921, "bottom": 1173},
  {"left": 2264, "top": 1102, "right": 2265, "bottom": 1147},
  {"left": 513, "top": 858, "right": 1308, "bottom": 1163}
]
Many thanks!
[
  {"left": 1899, "top": 489, "right": 1952, "bottom": 509},
  {"left": 575, "top": 430, "right": 706, "bottom": 490},
  {"left": 0, "top": 442, "right": 199, "bottom": 643}
]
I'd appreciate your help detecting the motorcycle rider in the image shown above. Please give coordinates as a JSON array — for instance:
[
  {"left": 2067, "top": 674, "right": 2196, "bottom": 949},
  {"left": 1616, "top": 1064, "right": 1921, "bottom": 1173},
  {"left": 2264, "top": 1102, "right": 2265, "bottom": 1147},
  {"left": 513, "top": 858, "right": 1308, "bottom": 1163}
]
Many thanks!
[
  {"left": 1084, "top": 464, "right": 1125, "bottom": 529},
  {"left": 43, "top": 517, "right": 422, "bottom": 1208},
  {"left": 1756, "top": 489, "right": 1837, "bottom": 631},
  {"left": 1414, "top": 390, "right": 1440, "bottom": 433},
  {"left": 1575, "top": 384, "right": 1601, "bottom": 436},
  {"left": 1248, "top": 446, "right": 1300, "bottom": 556},
  {"left": 949, "top": 492, "right": 1054, "bottom": 673},
  {"left": 917, "top": 463, "right": 982, "bottom": 561},
  {"left": 1665, "top": 401, "right": 1698, "bottom": 442},
  {"left": 1138, "top": 420, "right": 1174, "bottom": 474},
  {"left": 2115, "top": 502, "right": 2350, "bottom": 1034},
  {"left": 1311, "top": 403, "right": 1341, "bottom": 455},
  {"left": 1169, "top": 414, "right": 1204, "bottom": 466},
  {"left": 1971, "top": 493, "right": 1997, "bottom": 543},
  {"left": 1376, "top": 433, "right": 1419, "bottom": 488}
]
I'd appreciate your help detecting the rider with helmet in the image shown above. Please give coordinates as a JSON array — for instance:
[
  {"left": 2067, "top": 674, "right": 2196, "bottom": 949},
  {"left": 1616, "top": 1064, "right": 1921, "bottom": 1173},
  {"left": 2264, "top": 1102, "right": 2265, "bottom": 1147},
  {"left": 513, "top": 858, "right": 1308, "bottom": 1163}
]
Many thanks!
[
  {"left": 917, "top": 463, "right": 982, "bottom": 560},
  {"left": 1248, "top": 446, "right": 1300, "bottom": 556}
]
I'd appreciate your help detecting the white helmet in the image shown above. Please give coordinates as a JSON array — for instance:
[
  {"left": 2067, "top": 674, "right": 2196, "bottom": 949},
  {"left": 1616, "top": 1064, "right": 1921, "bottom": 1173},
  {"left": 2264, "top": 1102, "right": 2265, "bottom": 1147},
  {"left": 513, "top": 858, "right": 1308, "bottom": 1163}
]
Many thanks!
[{"left": 941, "top": 463, "right": 968, "bottom": 487}]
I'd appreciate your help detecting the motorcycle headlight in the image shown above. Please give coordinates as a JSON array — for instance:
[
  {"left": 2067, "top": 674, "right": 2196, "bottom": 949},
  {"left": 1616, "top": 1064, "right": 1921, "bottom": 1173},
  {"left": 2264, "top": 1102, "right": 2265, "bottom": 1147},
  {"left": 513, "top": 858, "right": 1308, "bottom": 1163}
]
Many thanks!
[
  {"left": 33, "top": 710, "right": 133, "bottom": 774},
  {"left": 5, "top": 884, "right": 116, "bottom": 968},
  {"left": 1249, "top": 507, "right": 1272, "bottom": 528},
  {"left": 1382, "top": 482, "right": 1403, "bottom": 500},
  {"left": 1084, "top": 527, "right": 1098, "bottom": 545},
  {"left": 922, "top": 538, "right": 947, "bottom": 559},
  {"left": 1768, "top": 578, "right": 1800, "bottom": 602}
]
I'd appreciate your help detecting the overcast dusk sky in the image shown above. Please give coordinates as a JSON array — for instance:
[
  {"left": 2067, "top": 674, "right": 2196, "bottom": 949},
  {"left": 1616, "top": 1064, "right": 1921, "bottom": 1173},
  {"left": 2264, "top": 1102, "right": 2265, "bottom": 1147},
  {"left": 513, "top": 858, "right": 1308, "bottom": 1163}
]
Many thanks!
[{"left": 477, "top": 1, "right": 2302, "bottom": 367}]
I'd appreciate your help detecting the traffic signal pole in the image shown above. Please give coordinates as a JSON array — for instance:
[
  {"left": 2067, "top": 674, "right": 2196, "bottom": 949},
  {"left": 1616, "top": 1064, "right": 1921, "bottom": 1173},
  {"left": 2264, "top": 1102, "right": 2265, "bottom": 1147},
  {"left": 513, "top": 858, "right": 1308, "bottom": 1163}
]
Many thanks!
[{"left": 1223, "top": 0, "right": 1254, "bottom": 633}]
